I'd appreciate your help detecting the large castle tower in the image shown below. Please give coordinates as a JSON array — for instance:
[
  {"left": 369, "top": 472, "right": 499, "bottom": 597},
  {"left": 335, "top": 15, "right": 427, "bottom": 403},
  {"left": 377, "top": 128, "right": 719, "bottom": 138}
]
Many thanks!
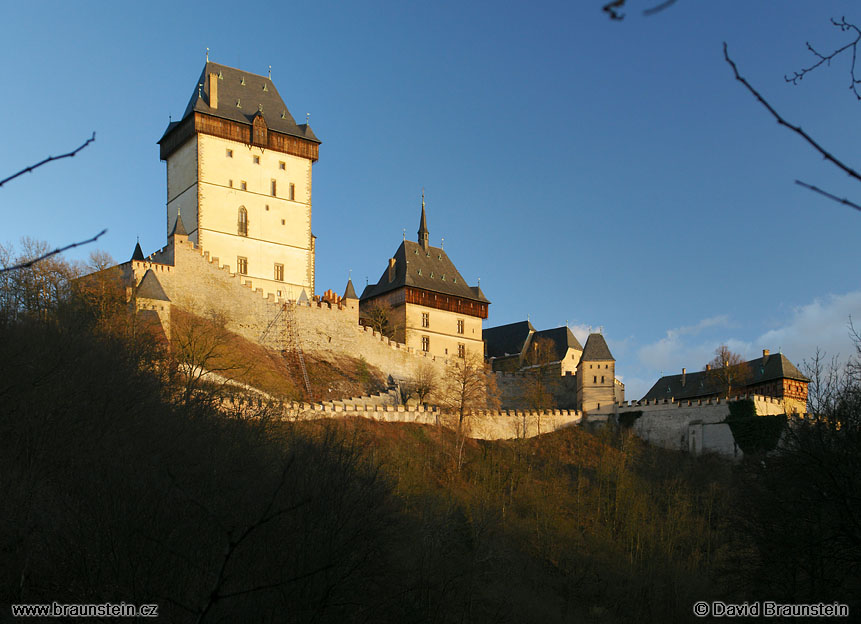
[{"left": 158, "top": 61, "right": 320, "bottom": 300}]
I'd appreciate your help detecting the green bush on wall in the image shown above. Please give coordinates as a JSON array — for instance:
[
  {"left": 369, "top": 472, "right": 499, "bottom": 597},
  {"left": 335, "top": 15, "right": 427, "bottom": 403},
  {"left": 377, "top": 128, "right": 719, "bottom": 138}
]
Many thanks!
[{"left": 725, "top": 399, "right": 786, "bottom": 454}]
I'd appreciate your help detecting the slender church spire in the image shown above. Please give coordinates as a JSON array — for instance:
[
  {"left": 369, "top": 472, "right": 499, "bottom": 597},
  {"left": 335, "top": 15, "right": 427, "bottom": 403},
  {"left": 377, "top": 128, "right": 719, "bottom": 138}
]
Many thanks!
[{"left": 418, "top": 189, "right": 429, "bottom": 251}]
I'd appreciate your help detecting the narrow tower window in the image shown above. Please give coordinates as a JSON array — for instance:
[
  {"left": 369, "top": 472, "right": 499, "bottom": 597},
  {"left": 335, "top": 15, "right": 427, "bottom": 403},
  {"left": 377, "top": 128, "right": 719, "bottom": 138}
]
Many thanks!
[
  {"left": 457, "top": 319, "right": 464, "bottom": 334},
  {"left": 238, "top": 207, "right": 248, "bottom": 236},
  {"left": 237, "top": 257, "right": 248, "bottom": 275},
  {"left": 271, "top": 179, "right": 277, "bottom": 196},
  {"left": 422, "top": 312, "right": 429, "bottom": 328},
  {"left": 274, "top": 263, "right": 284, "bottom": 281},
  {"left": 289, "top": 183, "right": 295, "bottom": 201},
  {"left": 421, "top": 336, "right": 430, "bottom": 352},
  {"left": 457, "top": 344, "right": 465, "bottom": 358}
]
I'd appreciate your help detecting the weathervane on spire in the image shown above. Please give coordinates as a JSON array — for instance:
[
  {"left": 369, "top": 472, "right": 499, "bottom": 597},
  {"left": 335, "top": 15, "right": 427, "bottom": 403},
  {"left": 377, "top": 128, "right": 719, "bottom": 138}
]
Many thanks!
[
  {"left": 306, "top": 113, "right": 311, "bottom": 124},
  {"left": 402, "top": 228, "right": 406, "bottom": 241},
  {"left": 206, "top": 48, "right": 210, "bottom": 62},
  {"left": 268, "top": 65, "right": 272, "bottom": 79},
  {"left": 441, "top": 237, "right": 444, "bottom": 250}
]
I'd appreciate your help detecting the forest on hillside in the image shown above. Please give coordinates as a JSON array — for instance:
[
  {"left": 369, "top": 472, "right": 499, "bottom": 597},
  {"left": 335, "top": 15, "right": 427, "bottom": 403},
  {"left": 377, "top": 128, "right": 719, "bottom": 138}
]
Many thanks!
[{"left": 1, "top": 247, "right": 859, "bottom": 622}]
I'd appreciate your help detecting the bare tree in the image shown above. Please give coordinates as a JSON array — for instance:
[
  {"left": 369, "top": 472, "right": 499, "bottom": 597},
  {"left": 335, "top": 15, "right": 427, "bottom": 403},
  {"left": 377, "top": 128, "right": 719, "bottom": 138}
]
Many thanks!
[
  {"left": 520, "top": 336, "right": 558, "bottom": 435},
  {"left": 705, "top": 345, "right": 753, "bottom": 398},
  {"left": 401, "top": 360, "right": 438, "bottom": 405},
  {"left": 436, "top": 353, "right": 500, "bottom": 470},
  {"left": 359, "top": 299, "right": 402, "bottom": 340}
]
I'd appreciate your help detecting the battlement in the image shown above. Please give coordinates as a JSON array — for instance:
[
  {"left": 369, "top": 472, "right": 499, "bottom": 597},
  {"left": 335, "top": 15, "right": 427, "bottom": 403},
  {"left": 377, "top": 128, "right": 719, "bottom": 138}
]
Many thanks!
[
  {"left": 273, "top": 401, "right": 588, "bottom": 440},
  {"left": 604, "top": 393, "right": 792, "bottom": 414},
  {"left": 128, "top": 236, "right": 452, "bottom": 380}
]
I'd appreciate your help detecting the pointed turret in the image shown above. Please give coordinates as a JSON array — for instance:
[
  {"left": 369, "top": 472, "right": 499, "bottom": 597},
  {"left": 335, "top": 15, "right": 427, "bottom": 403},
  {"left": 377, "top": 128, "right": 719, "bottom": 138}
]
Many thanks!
[
  {"left": 131, "top": 241, "right": 145, "bottom": 262},
  {"left": 343, "top": 278, "right": 358, "bottom": 300},
  {"left": 418, "top": 190, "right": 429, "bottom": 251},
  {"left": 169, "top": 213, "right": 188, "bottom": 238}
]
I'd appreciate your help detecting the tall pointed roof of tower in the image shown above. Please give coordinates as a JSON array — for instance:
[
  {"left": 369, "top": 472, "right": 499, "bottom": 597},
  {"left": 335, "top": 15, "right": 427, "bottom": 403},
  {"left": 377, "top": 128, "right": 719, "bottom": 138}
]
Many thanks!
[
  {"left": 418, "top": 190, "right": 429, "bottom": 251},
  {"left": 131, "top": 241, "right": 145, "bottom": 262},
  {"left": 343, "top": 278, "right": 358, "bottom": 300},
  {"left": 169, "top": 214, "right": 188, "bottom": 237},
  {"left": 581, "top": 333, "right": 614, "bottom": 361},
  {"left": 159, "top": 61, "right": 319, "bottom": 145}
]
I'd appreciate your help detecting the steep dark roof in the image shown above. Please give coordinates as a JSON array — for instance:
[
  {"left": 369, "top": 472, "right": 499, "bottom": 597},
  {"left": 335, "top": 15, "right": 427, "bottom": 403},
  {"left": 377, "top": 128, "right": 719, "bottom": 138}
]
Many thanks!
[
  {"left": 581, "top": 333, "right": 614, "bottom": 361},
  {"left": 360, "top": 240, "right": 490, "bottom": 304},
  {"left": 136, "top": 270, "right": 170, "bottom": 302},
  {"left": 343, "top": 278, "right": 358, "bottom": 300},
  {"left": 131, "top": 242, "right": 144, "bottom": 261},
  {"left": 642, "top": 352, "right": 810, "bottom": 401},
  {"left": 170, "top": 214, "right": 188, "bottom": 237},
  {"left": 533, "top": 327, "right": 584, "bottom": 361},
  {"left": 484, "top": 320, "right": 535, "bottom": 359},
  {"left": 159, "top": 61, "right": 319, "bottom": 144}
]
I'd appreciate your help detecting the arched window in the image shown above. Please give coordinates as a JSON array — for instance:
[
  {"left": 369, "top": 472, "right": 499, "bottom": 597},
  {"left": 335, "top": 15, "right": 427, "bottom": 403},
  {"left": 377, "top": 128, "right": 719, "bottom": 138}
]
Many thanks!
[{"left": 238, "top": 206, "right": 248, "bottom": 236}]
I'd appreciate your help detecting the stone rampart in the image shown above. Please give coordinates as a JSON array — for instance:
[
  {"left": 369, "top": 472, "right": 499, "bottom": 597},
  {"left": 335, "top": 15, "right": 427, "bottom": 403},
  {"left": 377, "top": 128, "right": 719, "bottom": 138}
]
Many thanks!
[
  {"left": 124, "top": 238, "right": 450, "bottom": 381},
  {"left": 272, "top": 402, "right": 589, "bottom": 440},
  {"left": 591, "top": 394, "right": 790, "bottom": 456}
]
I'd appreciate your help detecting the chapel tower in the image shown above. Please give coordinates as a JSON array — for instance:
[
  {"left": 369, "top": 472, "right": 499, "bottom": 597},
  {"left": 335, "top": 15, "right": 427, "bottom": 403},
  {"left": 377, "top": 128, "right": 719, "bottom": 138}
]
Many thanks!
[{"left": 158, "top": 60, "right": 320, "bottom": 300}]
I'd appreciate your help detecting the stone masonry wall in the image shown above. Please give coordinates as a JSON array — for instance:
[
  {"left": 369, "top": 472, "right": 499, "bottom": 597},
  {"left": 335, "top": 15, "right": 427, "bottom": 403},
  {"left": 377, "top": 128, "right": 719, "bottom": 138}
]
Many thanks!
[
  {"left": 126, "top": 237, "right": 449, "bottom": 382},
  {"left": 591, "top": 394, "right": 788, "bottom": 456},
  {"left": 271, "top": 401, "right": 589, "bottom": 440}
]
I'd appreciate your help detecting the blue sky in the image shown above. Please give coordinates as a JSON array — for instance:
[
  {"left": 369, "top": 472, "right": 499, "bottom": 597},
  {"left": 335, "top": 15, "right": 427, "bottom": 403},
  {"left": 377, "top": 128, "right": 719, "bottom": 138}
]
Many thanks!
[{"left": 2, "top": 1, "right": 859, "bottom": 399}]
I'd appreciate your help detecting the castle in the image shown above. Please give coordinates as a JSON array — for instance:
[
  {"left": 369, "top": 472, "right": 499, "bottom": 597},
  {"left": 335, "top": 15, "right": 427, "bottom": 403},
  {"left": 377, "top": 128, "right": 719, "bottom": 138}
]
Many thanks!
[{"left": 107, "top": 58, "right": 809, "bottom": 452}]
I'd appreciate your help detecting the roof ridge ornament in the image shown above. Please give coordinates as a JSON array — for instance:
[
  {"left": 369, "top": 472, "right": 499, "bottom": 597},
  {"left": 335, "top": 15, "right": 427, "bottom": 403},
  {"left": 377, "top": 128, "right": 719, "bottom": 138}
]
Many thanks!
[{"left": 206, "top": 47, "right": 209, "bottom": 63}]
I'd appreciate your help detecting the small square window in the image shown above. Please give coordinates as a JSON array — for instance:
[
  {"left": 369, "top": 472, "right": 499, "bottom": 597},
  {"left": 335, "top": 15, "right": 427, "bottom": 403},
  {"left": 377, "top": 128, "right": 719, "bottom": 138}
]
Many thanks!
[
  {"left": 265, "top": 205, "right": 269, "bottom": 211},
  {"left": 253, "top": 155, "right": 260, "bottom": 164},
  {"left": 279, "top": 161, "right": 286, "bottom": 170},
  {"left": 229, "top": 179, "right": 233, "bottom": 188},
  {"left": 281, "top": 219, "right": 285, "bottom": 225},
  {"left": 226, "top": 149, "right": 233, "bottom": 158},
  {"left": 241, "top": 181, "right": 247, "bottom": 191}
]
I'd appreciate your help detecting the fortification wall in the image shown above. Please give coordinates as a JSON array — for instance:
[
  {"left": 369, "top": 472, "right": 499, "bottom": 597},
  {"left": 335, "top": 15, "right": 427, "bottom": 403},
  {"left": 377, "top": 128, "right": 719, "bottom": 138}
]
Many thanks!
[
  {"left": 591, "top": 394, "right": 788, "bottom": 456},
  {"left": 127, "top": 238, "right": 449, "bottom": 381},
  {"left": 494, "top": 368, "right": 578, "bottom": 410},
  {"left": 271, "top": 401, "right": 589, "bottom": 440}
]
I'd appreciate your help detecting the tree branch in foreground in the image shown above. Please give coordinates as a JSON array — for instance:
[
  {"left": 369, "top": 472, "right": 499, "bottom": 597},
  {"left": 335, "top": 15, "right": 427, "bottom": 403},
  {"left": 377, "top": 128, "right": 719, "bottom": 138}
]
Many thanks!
[
  {"left": 795, "top": 180, "right": 861, "bottom": 213},
  {"left": 0, "top": 229, "right": 107, "bottom": 274},
  {"left": 603, "top": 0, "right": 679, "bottom": 20},
  {"left": 724, "top": 42, "right": 861, "bottom": 213},
  {"left": 785, "top": 17, "right": 861, "bottom": 101},
  {"left": 0, "top": 132, "right": 96, "bottom": 188}
]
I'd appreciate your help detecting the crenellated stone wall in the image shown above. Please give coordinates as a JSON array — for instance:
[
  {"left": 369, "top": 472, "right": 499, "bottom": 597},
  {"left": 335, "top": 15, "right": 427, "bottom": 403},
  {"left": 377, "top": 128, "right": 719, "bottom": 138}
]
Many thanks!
[
  {"left": 590, "top": 394, "right": 790, "bottom": 457},
  {"left": 122, "top": 236, "right": 451, "bottom": 381}
]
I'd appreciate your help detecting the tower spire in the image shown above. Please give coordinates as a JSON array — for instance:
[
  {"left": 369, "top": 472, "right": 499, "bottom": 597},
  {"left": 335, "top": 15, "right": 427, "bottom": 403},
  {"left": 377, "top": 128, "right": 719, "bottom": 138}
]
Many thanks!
[{"left": 418, "top": 189, "right": 429, "bottom": 251}]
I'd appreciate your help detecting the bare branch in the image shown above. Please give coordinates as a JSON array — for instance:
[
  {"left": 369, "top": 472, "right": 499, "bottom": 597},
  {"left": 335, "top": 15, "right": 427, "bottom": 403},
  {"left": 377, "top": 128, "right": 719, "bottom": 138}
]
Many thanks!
[
  {"left": 0, "top": 132, "right": 96, "bottom": 188},
  {"left": 603, "top": 0, "right": 679, "bottom": 20},
  {"left": 642, "top": 0, "right": 678, "bottom": 17},
  {"left": 724, "top": 42, "right": 861, "bottom": 185},
  {"left": 785, "top": 17, "right": 861, "bottom": 101},
  {"left": 795, "top": 179, "right": 861, "bottom": 213},
  {"left": 0, "top": 229, "right": 107, "bottom": 274}
]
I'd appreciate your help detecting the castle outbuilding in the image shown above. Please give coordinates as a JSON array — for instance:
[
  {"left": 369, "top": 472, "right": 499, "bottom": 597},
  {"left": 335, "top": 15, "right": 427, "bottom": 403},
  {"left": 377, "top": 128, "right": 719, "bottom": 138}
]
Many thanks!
[
  {"left": 360, "top": 198, "right": 489, "bottom": 360},
  {"left": 642, "top": 350, "right": 809, "bottom": 413},
  {"left": 484, "top": 321, "right": 583, "bottom": 374},
  {"left": 158, "top": 61, "right": 320, "bottom": 301}
]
